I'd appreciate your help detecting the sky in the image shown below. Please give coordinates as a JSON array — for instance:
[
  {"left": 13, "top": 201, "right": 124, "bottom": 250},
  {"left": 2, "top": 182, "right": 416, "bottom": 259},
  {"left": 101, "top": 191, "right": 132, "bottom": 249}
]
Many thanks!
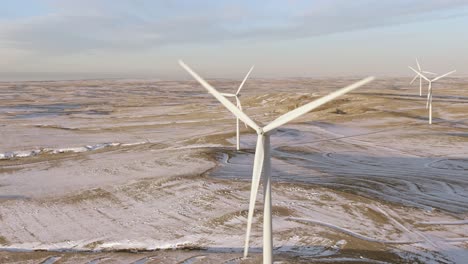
[{"left": 1, "top": 0, "right": 468, "bottom": 80}]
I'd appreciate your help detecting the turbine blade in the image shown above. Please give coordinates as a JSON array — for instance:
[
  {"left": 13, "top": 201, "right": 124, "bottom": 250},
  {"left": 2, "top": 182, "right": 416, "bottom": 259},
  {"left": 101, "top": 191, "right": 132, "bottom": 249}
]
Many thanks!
[
  {"left": 410, "top": 75, "right": 418, "bottom": 84},
  {"left": 416, "top": 58, "right": 421, "bottom": 71},
  {"left": 263, "top": 76, "right": 374, "bottom": 133},
  {"left": 179, "top": 60, "right": 261, "bottom": 133},
  {"left": 221, "top": 93, "right": 237, "bottom": 97},
  {"left": 422, "top": 71, "right": 437, "bottom": 75},
  {"left": 431, "top": 70, "right": 456, "bottom": 82},
  {"left": 237, "top": 65, "right": 255, "bottom": 95},
  {"left": 236, "top": 98, "right": 248, "bottom": 128},
  {"left": 408, "top": 66, "right": 430, "bottom": 82},
  {"left": 244, "top": 134, "right": 265, "bottom": 258}
]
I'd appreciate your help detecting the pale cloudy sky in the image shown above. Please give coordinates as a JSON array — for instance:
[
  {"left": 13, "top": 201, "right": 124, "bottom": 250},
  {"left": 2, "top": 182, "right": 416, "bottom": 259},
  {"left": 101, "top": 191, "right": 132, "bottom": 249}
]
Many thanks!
[{"left": 1, "top": 0, "right": 467, "bottom": 80}]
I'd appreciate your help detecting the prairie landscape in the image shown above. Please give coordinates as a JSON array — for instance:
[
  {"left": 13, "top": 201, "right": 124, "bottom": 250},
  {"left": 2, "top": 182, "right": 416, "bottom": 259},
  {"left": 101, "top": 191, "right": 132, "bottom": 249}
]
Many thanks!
[{"left": 0, "top": 77, "right": 467, "bottom": 263}]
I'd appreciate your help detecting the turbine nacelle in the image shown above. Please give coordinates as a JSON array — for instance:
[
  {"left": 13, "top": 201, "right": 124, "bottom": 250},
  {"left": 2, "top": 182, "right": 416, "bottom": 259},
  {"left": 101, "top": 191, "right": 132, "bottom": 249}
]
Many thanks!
[{"left": 257, "top": 128, "right": 266, "bottom": 136}]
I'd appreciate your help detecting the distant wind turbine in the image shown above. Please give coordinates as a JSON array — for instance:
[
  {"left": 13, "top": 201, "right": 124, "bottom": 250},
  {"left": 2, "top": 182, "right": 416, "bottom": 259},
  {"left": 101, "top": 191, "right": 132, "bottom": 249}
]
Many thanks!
[
  {"left": 221, "top": 66, "right": 255, "bottom": 150},
  {"left": 409, "top": 58, "right": 437, "bottom": 96},
  {"left": 409, "top": 66, "right": 456, "bottom": 124},
  {"left": 179, "top": 60, "right": 374, "bottom": 264}
]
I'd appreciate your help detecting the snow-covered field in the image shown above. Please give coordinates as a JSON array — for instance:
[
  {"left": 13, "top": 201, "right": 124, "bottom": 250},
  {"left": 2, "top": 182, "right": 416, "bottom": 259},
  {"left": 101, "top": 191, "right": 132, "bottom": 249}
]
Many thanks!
[{"left": 0, "top": 77, "right": 467, "bottom": 263}]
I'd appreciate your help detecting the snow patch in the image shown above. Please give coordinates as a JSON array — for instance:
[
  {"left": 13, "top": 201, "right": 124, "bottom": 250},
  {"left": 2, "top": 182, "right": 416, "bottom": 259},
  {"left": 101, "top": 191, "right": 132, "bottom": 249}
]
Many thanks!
[{"left": 0, "top": 142, "right": 147, "bottom": 160}]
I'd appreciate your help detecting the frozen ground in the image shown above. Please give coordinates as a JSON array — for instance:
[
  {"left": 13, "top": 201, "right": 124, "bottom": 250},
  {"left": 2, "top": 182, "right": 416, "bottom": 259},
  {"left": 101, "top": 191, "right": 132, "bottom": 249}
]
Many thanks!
[{"left": 0, "top": 77, "right": 467, "bottom": 263}]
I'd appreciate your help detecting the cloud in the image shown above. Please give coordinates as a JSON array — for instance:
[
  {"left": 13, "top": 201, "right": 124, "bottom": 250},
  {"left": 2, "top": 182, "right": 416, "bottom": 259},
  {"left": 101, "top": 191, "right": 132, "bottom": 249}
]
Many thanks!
[
  {"left": 0, "top": 14, "right": 162, "bottom": 52},
  {"left": 0, "top": 0, "right": 467, "bottom": 55},
  {"left": 239, "top": 0, "right": 468, "bottom": 40},
  {"left": 0, "top": 1, "right": 241, "bottom": 53}
]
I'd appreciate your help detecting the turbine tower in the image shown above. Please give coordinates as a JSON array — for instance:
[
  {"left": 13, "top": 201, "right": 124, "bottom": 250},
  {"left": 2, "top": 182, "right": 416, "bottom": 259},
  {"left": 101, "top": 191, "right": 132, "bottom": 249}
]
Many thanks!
[
  {"left": 221, "top": 66, "right": 255, "bottom": 150},
  {"left": 180, "top": 60, "right": 374, "bottom": 263},
  {"left": 409, "top": 66, "right": 456, "bottom": 124},
  {"left": 409, "top": 58, "right": 436, "bottom": 96}
]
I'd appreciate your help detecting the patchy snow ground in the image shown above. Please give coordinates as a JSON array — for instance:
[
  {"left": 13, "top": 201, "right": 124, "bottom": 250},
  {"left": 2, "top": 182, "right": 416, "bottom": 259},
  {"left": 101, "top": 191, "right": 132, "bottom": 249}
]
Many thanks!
[{"left": 0, "top": 77, "right": 467, "bottom": 263}]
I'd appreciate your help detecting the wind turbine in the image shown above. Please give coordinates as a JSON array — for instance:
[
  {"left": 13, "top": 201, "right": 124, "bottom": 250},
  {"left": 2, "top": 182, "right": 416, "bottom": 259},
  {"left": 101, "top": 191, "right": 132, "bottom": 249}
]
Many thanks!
[
  {"left": 179, "top": 60, "right": 374, "bottom": 263},
  {"left": 409, "top": 66, "right": 456, "bottom": 124},
  {"left": 409, "top": 58, "right": 437, "bottom": 96},
  {"left": 221, "top": 66, "right": 255, "bottom": 150}
]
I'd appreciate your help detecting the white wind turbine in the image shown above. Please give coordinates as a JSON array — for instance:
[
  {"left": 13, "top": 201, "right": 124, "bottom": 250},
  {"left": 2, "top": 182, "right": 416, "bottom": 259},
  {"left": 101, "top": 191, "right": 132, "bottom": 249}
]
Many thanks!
[
  {"left": 409, "top": 58, "right": 437, "bottom": 96},
  {"left": 409, "top": 66, "right": 456, "bottom": 124},
  {"left": 179, "top": 60, "right": 374, "bottom": 264},
  {"left": 221, "top": 66, "right": 255, "bottom": 150}
]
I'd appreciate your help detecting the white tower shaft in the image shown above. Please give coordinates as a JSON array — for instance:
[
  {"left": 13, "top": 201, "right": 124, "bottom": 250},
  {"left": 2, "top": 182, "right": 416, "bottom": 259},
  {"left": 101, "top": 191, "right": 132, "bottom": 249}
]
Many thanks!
[
  {"left": 419, "top": 77, "right": 422, "bottom": 96},
  {"left": 263, "top": 135, "right": 273, "bottom": 264},
  {"left": 236, "top": 117, "right": 240, "bottom": 150},
  {"left": 427, "top": 82, "right": 433, "bottom": 124}
]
